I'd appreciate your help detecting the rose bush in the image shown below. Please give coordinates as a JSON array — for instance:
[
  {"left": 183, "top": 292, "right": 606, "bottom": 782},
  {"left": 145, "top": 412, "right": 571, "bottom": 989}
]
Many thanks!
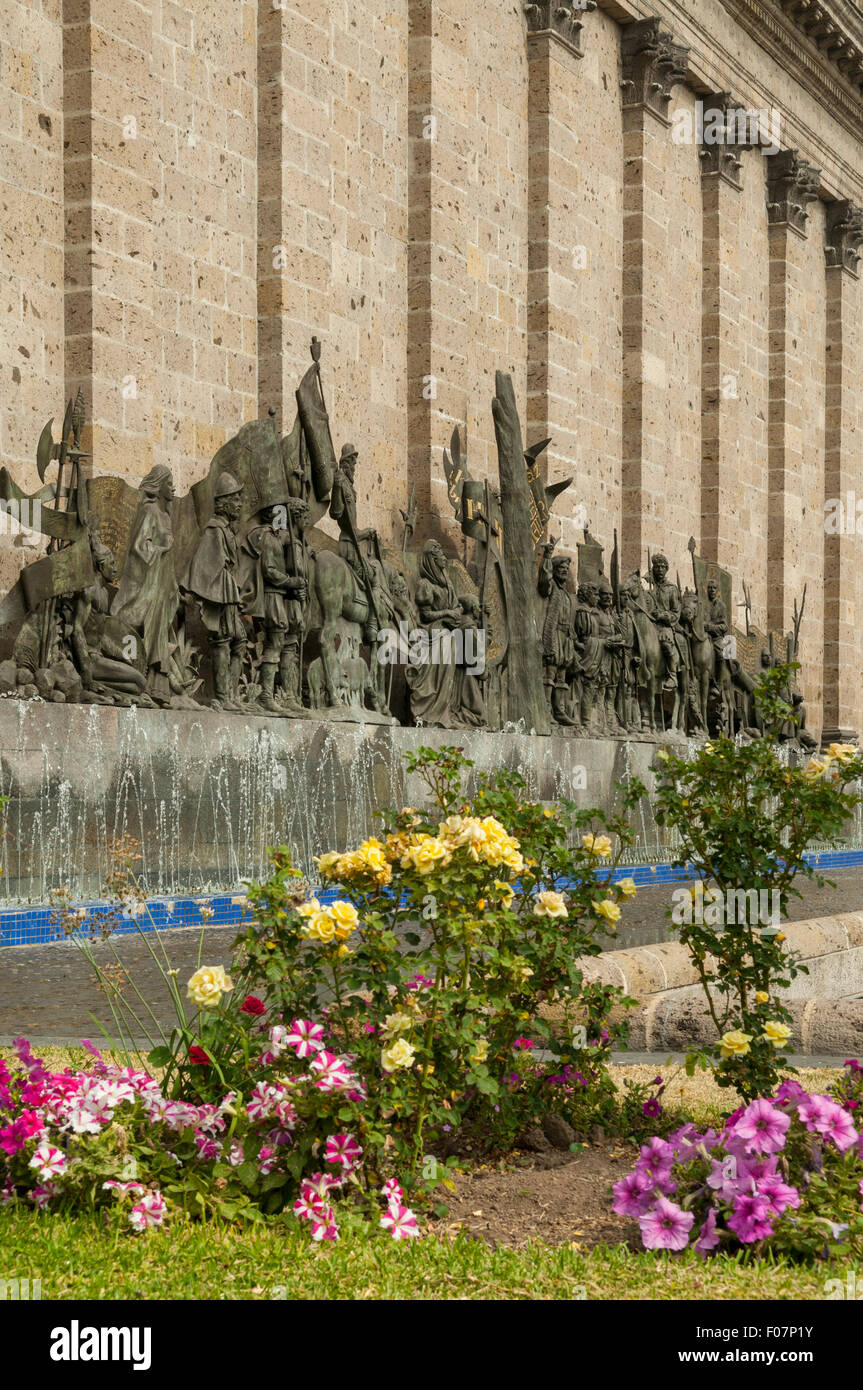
[
  {"left": 652, "top": 664, "right": 863, "bottom": 1100},
  {"left": 43, "top": 748, "right": 661, "bottom": 1231},
  {"left": 234, "top": 746, "right": 646, "bottom": 1180}
]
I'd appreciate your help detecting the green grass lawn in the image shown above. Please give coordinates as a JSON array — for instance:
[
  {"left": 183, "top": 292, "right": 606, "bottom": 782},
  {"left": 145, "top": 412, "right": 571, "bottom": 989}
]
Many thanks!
[
  {"left": 2, "top": 1046, "right": 856, "bottom": 1300},
  {"left": 0, "top": 1207, "right": 855, "bottom": 1300}
]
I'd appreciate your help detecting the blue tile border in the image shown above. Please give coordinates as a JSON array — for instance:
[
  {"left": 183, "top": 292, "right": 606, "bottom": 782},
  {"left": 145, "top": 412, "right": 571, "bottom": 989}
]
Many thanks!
[{"left": 2, "top": 847, "right": 862, "bottom": 948}]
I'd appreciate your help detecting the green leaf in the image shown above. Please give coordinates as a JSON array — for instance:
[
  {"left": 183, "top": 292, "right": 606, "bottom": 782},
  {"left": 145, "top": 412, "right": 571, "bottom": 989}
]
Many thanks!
[
  {"left": 237, "top": 1161, "right": 259, "bottom": 1189},
  {"left": 147, "top": 1046, "right": 174, "bottom": 1068}
]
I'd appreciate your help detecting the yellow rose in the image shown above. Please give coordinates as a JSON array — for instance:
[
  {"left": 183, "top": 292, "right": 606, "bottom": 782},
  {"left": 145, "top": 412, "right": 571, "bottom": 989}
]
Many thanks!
[
  {"left": 302, "top": 911, "right": 337, "bottom": 944},
  {"left": 719, "top": 1029, "right": 752, "bottom": 1059},
  {"left": 761, "top": 1020, "right": 792, "bottom": 1050},
  {"left": 381, "top": 1038, "right": 416, "bottom": 1073},
  {"left": 755, "top": 990, "right": 769, "bottom": 1004},
  {"left": 594, "top": 898, "right": 621, "bottom": 924},
  {"left": 469, "top": 1038, "right": 489, "bottom": 1065},
  {"left": 802, "top": 758, "right": 827, "bottom": 782},
  {"left": 296, "top": 898, "right": 321, "bottom": 918},
  {"left": 533, "top": 890, "right": 568, "bottom": 919},
  {"left": 382, "top": 1011, "right": 412, "bottom": 1038},
  {"left": 329, "top": 900, "right": 359, "bottom": 930},
  {"left": 316, "top": 852, "right": 343, "bottom": 878},
  {"left": 617, "top": 877, "right": 637, "bottom": 899},
  {"left": 827, "top": 743, "right": 857, "bottom": 763},
  {"left": 357, "top": 840, "right": 390, "bottom": 874},
  {"left": 582, "top": 833, "right": 612, "bottom": 858},
  {"left": 493, "top": 880, "right": 515, "bottom": 907},
  {"left": 187, "top": 965, "right": 233, "bottom": 1009},
  {"left": 404, "top": 837, "right": 452, "bottom": 874},
  {"left": 500, "top": 846, "right": 525, "bottom": 875}
]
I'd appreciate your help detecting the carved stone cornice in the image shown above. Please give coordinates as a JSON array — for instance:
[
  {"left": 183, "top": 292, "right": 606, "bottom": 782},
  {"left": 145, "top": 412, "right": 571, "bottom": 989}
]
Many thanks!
[
  {"left": 620, "top": 16, "right": 690, "bottom": 124},
  {"left": 719, "top": 0, "right": 863, "bottom": 150},
  {"left": 825, "top": 198, "right": 863, "bottom": 272},
  {"left": 766, "top": 148, "right": 821, "bottom": 234},
  {"left": 524, "top": 0, "right": 597, "bottom": 58}
]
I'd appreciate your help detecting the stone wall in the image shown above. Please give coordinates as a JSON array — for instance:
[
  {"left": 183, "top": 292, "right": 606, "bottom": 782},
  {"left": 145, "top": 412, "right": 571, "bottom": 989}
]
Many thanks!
[{"left": 3, "top": 0, "right": 863, "bottom": 736}]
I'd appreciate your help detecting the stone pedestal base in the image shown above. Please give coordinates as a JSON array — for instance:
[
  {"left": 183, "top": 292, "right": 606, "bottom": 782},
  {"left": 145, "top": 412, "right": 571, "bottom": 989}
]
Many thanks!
[{"left": 0, "top": 697, "right": 677, "bottom": 903}]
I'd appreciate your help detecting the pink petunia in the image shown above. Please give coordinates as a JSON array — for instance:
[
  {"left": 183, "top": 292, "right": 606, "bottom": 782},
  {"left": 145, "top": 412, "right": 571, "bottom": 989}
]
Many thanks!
[
  {"left": 755, "top": 1173, "right": 800, "bottom": 1215},
  {"left": 694, "top": 1208, "right": 720, "bottom": 1254},
  {"left": 381, "top": 1178, "right": 403, "bottom": 1205},
  {"left": 729, "top": 1099, "right": 790, "bottom": 1155},
  {"left": 193, "top": 1131, "right": 222, "bottom": 1162},
  {"left": 309, "top": 1051, "right": 353, "bottom": 1091},
  {"left": 28, "top": 1142, "right": 67, "bottom": 1182},
  {"left": 310, "top": 1215, "right": 339, "bottom": 1243},
  {"left": 612, "top": 1170, "right": 655, "bottom": 1218},
  {"left": 727, "top": 1193, "right": 774, "bottom": 1243},
  {"left": 246, "top": 1082, "right": 288, "bottom": 1122},
  {"left": 638, "top": 1197, "right": 694, "bottom": 1251},
  {"left": 102, "top": 1180, "right": 146, "bottom": 1198},
  {"left": 29, "top": 1183, "right": 56, "bottom": 1209},
  {"left": 799, "top": 1095, "right": 859, "bottom": 1151}
]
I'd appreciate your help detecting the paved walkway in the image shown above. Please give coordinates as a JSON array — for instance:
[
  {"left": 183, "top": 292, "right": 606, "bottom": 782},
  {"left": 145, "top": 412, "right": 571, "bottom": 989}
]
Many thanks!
[
  {"left": 2, "top": 866, "right": 863, "bottom": 1043},
  {"left": 608, "top": 864, "right": 863, "bottom": 947}
]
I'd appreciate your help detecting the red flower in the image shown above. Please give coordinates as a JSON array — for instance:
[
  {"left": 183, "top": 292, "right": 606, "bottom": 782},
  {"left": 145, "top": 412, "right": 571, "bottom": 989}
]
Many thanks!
[
  {"left": 189, "top": 1046, "right": 211, "bottom": 1065},
  {"left": 241, "top": 995, "right": 266, "bottom": 1017}
]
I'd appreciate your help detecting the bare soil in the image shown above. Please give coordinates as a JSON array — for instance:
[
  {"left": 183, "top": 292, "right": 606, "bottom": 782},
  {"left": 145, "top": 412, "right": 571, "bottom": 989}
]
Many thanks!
[{"left": 439, "top": 1139, "right": 638, "bottom": 1250}]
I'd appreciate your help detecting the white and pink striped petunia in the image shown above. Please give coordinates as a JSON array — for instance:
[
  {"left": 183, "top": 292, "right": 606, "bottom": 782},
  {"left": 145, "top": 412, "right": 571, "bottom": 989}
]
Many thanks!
[
  {"left": 285, "top": 1019, "right": 325, "bottom": 1058},
  {"left": 28, "top": 1142, "right": 68, "bottom": 1181},
  {"left": 380, "top": 1202, "right": 421, "bottom": 1240},
  {"left": 324, "top": 1133, "right": 362, "bottom": 1171},
  {"left": 129, "top": 1191, "right": 167, "bottom": 1231}
]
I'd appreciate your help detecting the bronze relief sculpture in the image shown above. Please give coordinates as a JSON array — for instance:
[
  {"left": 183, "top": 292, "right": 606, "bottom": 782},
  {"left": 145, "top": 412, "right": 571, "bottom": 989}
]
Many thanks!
[{"left": 0, "top": 349, "right": 815, "bottom": 746}]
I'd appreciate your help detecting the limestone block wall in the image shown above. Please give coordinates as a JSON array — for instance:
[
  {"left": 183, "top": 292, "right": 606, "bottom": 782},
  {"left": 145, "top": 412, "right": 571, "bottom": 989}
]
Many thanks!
[{"left": 3, "top": 0, "right": 863, "bottom": 736}]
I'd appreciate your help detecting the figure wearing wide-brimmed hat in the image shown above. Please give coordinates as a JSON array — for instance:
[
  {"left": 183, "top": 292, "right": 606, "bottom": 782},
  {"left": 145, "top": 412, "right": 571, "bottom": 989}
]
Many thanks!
[{"left": 181, "top": 471, "right": 247, "bottom": 711}]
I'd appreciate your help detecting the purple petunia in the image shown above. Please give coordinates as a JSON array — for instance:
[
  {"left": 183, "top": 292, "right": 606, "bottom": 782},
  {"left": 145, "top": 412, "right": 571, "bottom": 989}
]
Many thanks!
[
  {"left": 638, "top": 1197, "right": 694, "bottom": 1251},
  {"left": 727, "top": 1193, "right": 774, "bottom": 1244},
  {"left": 730, "top": 1098, "right": 790, "bottom": 1155}
]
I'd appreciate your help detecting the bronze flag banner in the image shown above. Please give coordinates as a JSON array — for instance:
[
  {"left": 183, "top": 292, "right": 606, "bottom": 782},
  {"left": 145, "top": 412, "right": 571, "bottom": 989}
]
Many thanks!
[
  {"left": 296, "top": 363, "right": 336, "bottom": 502},
  {"left": 19, "top": 532, "right": 94, "bottom": 611}
]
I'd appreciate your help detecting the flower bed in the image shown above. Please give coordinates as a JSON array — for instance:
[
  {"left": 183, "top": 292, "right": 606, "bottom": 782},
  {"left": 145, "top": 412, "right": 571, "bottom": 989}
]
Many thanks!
[{"left": 613, "top": 1064, "right": 863, "bottom": 1258}]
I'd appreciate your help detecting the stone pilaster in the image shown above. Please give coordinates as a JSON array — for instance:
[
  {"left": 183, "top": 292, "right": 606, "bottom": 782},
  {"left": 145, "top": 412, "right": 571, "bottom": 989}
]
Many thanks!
[
  {"left": 256, "top": 3, "right": 331, "bottom": 420},
  {"left": 822, "top": 199, "right": 863, "bottom": 746},
  {"left": 620, "top": 17, "right": 689, "bottom": 571},
  {"left": 63, "top": 0, "right": 158, "bottom": 480},
  {"left": 525, "top": 2, "right": 587, "bottom": 552},
  {"left": 765, "top": 149, "right": 820, "bottom": 636},
  {"left": 700, "top": 97, "right": 745, "bottom": 574},
  {"left": 409, "top": 0, "right": 528, "bottom": 544}
]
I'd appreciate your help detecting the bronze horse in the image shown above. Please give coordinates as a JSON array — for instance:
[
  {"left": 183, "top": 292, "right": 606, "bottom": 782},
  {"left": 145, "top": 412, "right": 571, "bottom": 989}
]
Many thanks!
[
  {"left": 310, "top": 548, "right": 385, "bottom": 711},
  {"left": 680, "top": 589, "right": 732, "bottom": 736},
  {"left": 624, "top": 576, "right": 688, "bottom": 733}
]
